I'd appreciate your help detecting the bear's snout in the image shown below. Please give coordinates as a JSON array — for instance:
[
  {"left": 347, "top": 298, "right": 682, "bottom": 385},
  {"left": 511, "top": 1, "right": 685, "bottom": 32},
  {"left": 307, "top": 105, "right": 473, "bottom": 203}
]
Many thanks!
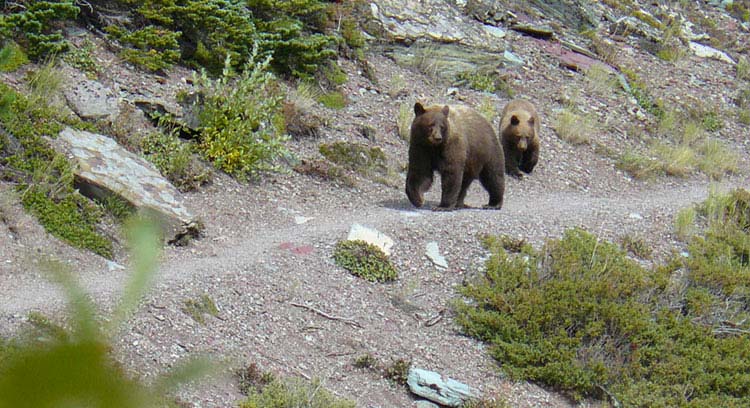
[{"left": 517, "top": 138, "right": 528, "bottom": 151}]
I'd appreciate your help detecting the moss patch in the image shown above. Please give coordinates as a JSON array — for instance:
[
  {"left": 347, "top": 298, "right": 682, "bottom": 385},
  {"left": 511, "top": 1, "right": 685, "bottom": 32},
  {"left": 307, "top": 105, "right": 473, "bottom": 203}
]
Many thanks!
[
  {"left": 319, "top": 141, "right": 389, "bottom": 180},
  {"left": 239, "top": 377, "right": 355, "bottom": 408},
  {"left": 182, "top": 294, "right": 219, "bottom": 325},
  {"left": 333, "top": 240, "right": 397, "bottom": 282}
]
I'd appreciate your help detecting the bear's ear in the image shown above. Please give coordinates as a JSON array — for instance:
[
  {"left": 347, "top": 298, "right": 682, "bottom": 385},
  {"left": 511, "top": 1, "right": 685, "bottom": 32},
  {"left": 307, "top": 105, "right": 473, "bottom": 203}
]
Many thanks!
[
  {"left": 441, "top": 105, "right": 450, "bottom": 116},
  {"left": 528, "top": 116, "right": 535, "bottom": 126},
  {"left": 414, "top": 102, "right": 426, "bottom": 116},
  {"left": 510, "top": 115, "right": 520, "bottom": 126}
]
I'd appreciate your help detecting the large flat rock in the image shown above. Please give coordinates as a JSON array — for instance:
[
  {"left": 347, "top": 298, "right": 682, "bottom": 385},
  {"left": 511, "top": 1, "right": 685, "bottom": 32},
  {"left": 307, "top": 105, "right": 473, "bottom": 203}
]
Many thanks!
[{"left": 52, "top": 127, "right": 201, "bottom": 243}]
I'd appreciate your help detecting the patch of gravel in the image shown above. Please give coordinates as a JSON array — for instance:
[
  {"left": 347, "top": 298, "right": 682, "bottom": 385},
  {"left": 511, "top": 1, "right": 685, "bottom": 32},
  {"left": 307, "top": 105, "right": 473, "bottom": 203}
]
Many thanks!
[{"left": 2, "top": 2, "right": 750, "bottom": 407}]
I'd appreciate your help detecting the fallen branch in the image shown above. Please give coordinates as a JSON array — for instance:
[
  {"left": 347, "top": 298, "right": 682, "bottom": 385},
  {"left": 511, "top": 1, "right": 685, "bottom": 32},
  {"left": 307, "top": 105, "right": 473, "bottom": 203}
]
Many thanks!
[{"left": 290, "top": 302, "right": 363, "bottom": 329}]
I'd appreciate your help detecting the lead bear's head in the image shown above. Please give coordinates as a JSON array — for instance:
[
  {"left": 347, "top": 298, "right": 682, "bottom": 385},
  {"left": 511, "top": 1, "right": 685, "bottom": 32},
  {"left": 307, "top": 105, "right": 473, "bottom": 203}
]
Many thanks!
[{"left": 411, "top": 102, "right": 450, "bottom": 146}]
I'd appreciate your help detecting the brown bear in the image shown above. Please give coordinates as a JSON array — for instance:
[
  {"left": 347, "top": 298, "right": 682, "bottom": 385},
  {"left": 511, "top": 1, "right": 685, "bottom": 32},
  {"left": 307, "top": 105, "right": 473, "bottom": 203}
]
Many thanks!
[
  {"left": 405, "top": 102, "right": 505, "bottom": 211},
  {"left": 499, "top": 99, "right": 540, "bottom": 178}
]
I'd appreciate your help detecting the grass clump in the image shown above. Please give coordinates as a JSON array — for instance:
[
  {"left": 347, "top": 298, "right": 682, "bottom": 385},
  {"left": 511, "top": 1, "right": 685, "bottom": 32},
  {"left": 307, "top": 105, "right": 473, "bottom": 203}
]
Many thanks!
[
  {"left": 674, "top": 206, "right": 696, "bottom": 241},
  {"left": 697, "top": 138, "right": 739, "bottom": 180},
  {"left": 553, "top": 109, "right": 593, "bottom": 145},
  {"left": 616, "top": 151, "right": 663, "bottom": 180},
  {"left": 456, "top": 70, "right": 499, "bottom": 93},
  {"left": 621, "top": 68, "right": 664, "bottom": 119},
  {"left": 0, "top": 217, "right": 213, "bottom": 408},
  {"left": 189, "top": 51, "right": 289, "bottom": 180},
  {"left": 333, "top": 240, "right": 397, "bottom": 282},
  {"left": 737, "top": 56, "right": 750, "bottom": 81},
  {"left": 239, "top": 377, "right": 355, "bottom": 408},
  {"left": 652, "top": 142, "right": 696, "bottom": 177},
  {"left": 0, "top": 41, "right": 29, "bottom": 72},
  {"left": 455, "top": 188, "right": 750, "bottom": 406},
  {"left": 182, "top": 294, "right": 219, "bottom": 325},
  {"left": 397, "top": 101, "right": 413, "bottom": 141}
]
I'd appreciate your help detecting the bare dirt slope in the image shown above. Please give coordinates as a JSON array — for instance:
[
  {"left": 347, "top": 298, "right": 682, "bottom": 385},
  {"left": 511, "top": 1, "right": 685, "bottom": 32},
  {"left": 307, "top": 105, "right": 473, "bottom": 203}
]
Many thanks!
[{"left": 2, "top": 1, "right": 750, "bottom": 407}]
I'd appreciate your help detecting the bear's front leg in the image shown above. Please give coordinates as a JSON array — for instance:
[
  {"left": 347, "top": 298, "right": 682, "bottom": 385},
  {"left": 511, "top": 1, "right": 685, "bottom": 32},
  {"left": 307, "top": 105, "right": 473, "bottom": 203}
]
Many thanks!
[{"left": 434, "top": 167, "right": 462, "bottom": 211}]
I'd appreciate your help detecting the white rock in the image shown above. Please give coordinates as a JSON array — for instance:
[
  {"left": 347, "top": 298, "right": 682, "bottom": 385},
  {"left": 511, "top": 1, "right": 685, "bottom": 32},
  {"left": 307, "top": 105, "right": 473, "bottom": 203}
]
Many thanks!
[
  {"left": 689, "top": 41, "right": 735, "bottom": 64},
  {"left": 294, "top": 216, "right": 313, "bottom": 225},
  {"left": 426, "top": 242, "right": 448, "bottom": 269},
  {"left": 347, "top": 223, "right": 394, "bottom": 255}
]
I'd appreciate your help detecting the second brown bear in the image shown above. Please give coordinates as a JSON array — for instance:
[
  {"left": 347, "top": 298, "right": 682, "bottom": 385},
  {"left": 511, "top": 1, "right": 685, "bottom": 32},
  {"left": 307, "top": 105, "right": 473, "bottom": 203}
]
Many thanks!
[
  {"left": 499, "top": 99, "right": 540, "bottom": 178},
  {"left": 406, "top": 102, "right": 505, "bottom": 211}
]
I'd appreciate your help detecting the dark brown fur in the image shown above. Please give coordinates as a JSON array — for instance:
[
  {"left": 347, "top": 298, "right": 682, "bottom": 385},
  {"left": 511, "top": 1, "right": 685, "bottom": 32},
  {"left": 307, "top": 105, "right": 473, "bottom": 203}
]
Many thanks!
[
  {"left": 499, "top": 99, "right": 540, "bottom": 178},
  {"left": 405, "top": 102, "right": 505, "bottom": 211}
]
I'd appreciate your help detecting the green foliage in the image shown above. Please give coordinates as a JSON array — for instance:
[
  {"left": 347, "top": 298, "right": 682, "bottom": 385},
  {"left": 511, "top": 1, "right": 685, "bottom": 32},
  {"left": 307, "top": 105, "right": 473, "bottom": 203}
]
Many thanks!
[
  {"left": 383, "top": 358, "right": 411, "bottom": 385},
  {"left": 621, "top": 68, "right": 664, "bottom": 119},
  {"left": 23, "top": 187, "right": 113, "bottom": 258},
  {"left": 456, "top": 70, "right": 498, "bottom": 93},
  {"left": 108, "top": 0, "right": 336, "bottom": 77},
  {"left": 107, "top": 25, "right": 181, "bottom": 72},
  {"left": 141, "top": 127, "right": 210, "bottom": 192},
  {"left": 0, "top": 83, "right": 113, "bottom": 257},
  {"left": 456, "top": 201, "right": 750, "bottom": 406},
  {"left": 239, "top": 377, "right": 355, "bottom": 408},
  {"left": 182, "top": 294, "right": 219, "bottom": 325},
  {"left": 0, "top": 41, "right": 29, "bottom": 72},
  {"left": 317, "top": 91, "right": 347, "bottom": 109},
  {"left": 340, "top": 17, "right": 365, "bottom": 49},
  {"left": 333, "top": 240, "right": 397, "bottom": 282},
  {"left": 674, "top": 206, "right": 696, "bottom": 241},
  {"left": 619, "top": 234, "right": 653, "bottom": 259},
  {"left": 553, "top": 108, "right": 593, "bottom": 145},
  {"left": 353, "top": 353, "right": 378, "bottom": 369},
  {"left": 697, "top": 138, "right": 738, "bottom": 180},
  {"left": 0, "top": 217, "right": 213, "bottom": 408},
  {"left": 616, "top": 151, "right": 663, "bottom": 180},
  {"left": 0, "top": 1, "right": 79, "bottom": 59},
  {"left": 319, "top": 141, "right": 387, "bottom": 175},
  {"left": 63, "top": 40, "right": 98, "bottom": 77},
  {"left": 737, "top": 56, "right": 750, "bottom": 81},
  {"left": 190, "top": 52, "right": 289, "bottom": 180}
]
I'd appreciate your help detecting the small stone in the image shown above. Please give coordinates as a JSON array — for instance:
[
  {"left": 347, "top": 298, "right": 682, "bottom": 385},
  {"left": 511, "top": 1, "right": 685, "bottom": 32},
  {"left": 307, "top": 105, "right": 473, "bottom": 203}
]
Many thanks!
[
  {"left": 426, "top": 242, "right": 448, "bottom": 269},
  {"left": 347, "top": 224, "right": 394, "bottom": 256}
]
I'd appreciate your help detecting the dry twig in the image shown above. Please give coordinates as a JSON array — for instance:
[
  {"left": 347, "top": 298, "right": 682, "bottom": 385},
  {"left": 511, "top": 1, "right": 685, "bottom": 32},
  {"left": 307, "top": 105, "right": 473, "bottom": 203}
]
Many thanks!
[{"left": 290, "top": 301, "right": 363, "bottom": 329}]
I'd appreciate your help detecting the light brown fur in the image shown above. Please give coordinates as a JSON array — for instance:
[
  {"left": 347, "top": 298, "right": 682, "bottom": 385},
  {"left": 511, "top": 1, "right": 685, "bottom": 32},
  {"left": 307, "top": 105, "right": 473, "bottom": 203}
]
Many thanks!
[
  {"left": 406, "top": 103, "right": 505, "bottom": 211},
  {"left": 499, "top": 99, "right": 540, "bottom": 178}
]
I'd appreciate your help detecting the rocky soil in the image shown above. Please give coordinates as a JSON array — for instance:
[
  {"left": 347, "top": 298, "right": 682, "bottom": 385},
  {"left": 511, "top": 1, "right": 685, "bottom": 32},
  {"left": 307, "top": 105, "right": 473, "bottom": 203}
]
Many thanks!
[{"left": 1, "top": 1, "right": 750, "bottom": 407}]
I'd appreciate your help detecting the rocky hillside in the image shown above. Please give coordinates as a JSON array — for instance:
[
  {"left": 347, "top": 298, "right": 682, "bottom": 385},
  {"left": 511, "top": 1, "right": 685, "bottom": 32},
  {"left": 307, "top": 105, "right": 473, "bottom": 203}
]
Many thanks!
[{"left": 1, "top": 0, "right": 749, "bottom": 407}]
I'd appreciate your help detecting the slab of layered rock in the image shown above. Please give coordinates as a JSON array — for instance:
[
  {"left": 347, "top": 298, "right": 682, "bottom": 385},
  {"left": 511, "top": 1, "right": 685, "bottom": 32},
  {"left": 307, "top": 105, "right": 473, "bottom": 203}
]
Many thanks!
[{"left": 52, "top": 127, "right": 201, "bottom": 243}]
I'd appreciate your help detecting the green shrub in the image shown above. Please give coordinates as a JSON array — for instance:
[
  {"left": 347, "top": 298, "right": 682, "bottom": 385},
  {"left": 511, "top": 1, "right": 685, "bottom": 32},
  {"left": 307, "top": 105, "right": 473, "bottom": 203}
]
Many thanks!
[
  {"left": 106, "top": 25, "right": 181, "bottom": 72},
  {"left": 333, "top": 240, "right": 397, "bottom": 282},
  {"left": 239, "top": 377, "right": 355, "bottom": 408},
  {"left": 319, "top": 141, "right": 389, "bottom": 180},
  {"left": 141, "top": 128, "right": 210, "bottom": 192},
  {"left": 0, "top": 1, "right": 79, "bottom": 59},
  {"left": 455, "top": 197, "right": 750, "bottom": 406},
  {"left": 190, "top": 52, "right": 289, "bottom": 180},
  {"left": 108, "top": 0, "right": 336, "bottom": 77},
  {"left": 0, "top": 41, "right": 29, "bottom": 72},
  {"left": 383, "top": 358, "right": 411, "bottom": 385}
]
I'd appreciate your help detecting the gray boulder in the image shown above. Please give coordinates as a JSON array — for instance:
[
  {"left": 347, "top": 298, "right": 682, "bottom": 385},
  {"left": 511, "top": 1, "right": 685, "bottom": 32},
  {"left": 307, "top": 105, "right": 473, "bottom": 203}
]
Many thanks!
[
  {"left": 52, "top": 127, "right": 202, "bottom": 243},
  {"left": 407, "top": 367, "right": 481, "bottom": 407}
]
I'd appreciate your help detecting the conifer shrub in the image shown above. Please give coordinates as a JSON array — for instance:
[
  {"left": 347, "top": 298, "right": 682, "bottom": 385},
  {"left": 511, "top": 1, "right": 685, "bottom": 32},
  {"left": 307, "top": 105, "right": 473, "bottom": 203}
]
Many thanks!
[
  {"left": 456, "top": 208, "right": 750, "bottom": 407},
  {"left": 239, "top": 377, "right": 355, "bottom": 408},
  {"left": 0, "top": 1, "right": 79, "bottom": 59},
  {"left": 105, "top": 0, "right": 336, "bottom": 77}
]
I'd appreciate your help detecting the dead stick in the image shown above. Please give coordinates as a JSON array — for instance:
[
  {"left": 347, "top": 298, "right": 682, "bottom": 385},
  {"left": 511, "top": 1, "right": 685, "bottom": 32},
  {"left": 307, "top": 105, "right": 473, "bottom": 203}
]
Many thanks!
[{"left": 290, "top": 302, "right": 363, "bottom": 328}]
